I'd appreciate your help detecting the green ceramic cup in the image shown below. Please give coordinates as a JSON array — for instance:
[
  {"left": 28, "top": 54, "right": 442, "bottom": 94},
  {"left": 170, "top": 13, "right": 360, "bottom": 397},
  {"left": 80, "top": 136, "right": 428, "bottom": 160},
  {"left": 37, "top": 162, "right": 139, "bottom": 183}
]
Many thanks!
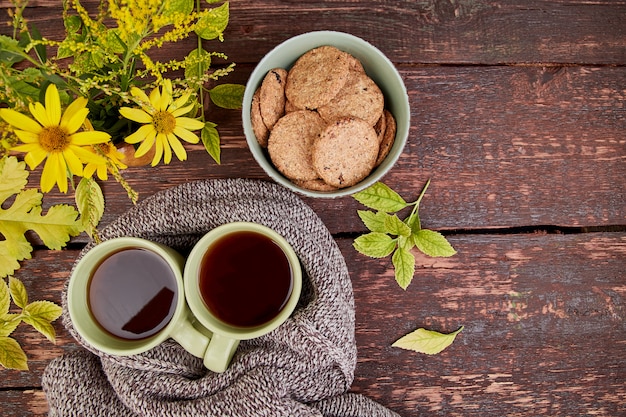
[
  {"left": 183, "top": 222, "right": 302, "bottom": 373},
  {"left": 67, "top": 237, "right": 211, "bottom": 358}
]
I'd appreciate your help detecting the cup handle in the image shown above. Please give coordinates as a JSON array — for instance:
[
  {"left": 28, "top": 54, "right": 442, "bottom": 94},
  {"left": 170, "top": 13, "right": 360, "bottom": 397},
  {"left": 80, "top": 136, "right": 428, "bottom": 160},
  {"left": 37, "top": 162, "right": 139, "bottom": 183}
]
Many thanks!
[
  {"left": 203, "top": 333, "right": 240, "bottom": 373},
  {"left": 170, "top": 317, "right": 211, "bottom": 358}
]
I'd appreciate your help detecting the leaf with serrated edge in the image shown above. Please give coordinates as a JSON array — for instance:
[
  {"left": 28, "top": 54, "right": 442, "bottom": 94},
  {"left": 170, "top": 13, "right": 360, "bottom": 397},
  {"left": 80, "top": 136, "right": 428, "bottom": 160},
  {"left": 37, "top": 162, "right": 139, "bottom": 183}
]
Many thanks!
[
  {"left": 22, "top": 300, "right": 61, "bottom": 343},
  {"left": 0, "top": 279, "right": 9, "bottom": 314},
  {"left": 9, "top": 277, "right": 27, "bottom": 309},
  {"left": 413, "top": 229, "right": 457, "bottom": 258},
  {"left": 392, "top": 247, "right": 415, "bottom": 290},
  {"left": 201, "top": 122, "right": 221, "bottom": 164},
  {"left": 353, "top": 182, "right": 407, "bottom": 213},
  {"left": 392, "top": 326, "right": 464, "bottom": 355},
  {"left": 76, "top": 177, "right": 105, "bottom": 240},
  {"left": 0, "top": 157, "right": 28, "bottom": 203},
  {"left": 353, "top": 232, "right": 396, "bottom": 258},
  {"left": 384, "top": 214, "right": 412, "bottom": 237},
  {"left": 0, "top": 313, "right": 21, "bottom": 337},
  {"left": 357, "top": 210, "right": 389, "bottom": 233},
  {"left": 0, "top": 336, "right": 28, "bottom": 370},
  {"left": 195, "top": 2, "right": 229, "bottom": 40}
]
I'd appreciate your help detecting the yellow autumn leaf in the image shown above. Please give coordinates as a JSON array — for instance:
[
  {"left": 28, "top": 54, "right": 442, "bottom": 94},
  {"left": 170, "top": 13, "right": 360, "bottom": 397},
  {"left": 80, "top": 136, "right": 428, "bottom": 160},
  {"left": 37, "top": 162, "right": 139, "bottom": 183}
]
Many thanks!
[
  {"left": 0, "top": 336, "right": 28, "bottom": 370},
  {"left": 22, "top": 300, "right": 63, "bottom": 343},
  {"left": 392, "top": 326, "right": 464, "bottom": 355}
]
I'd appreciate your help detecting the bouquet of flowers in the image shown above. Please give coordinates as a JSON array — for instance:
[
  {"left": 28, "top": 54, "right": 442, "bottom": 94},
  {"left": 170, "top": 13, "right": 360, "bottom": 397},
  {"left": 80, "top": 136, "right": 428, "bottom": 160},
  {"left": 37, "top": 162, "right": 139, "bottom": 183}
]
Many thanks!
[{"left": 0, "top": 0, "right": 243, "bottom": 369}]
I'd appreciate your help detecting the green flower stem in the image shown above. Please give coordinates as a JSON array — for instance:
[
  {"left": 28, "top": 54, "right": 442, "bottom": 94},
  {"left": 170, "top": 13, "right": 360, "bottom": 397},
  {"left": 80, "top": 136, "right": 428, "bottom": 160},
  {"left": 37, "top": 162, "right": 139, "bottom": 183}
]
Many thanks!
[{"left": 406, "top": 178, "right": 431, "bottom": 231}]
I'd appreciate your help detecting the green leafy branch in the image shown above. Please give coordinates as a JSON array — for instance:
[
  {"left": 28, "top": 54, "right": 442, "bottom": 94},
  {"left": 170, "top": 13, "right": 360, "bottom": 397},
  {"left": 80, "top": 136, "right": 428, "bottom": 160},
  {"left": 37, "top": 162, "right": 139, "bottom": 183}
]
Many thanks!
[
  {"left": 0, "top": 277, "right": 62, "bottom": 370},
  {"left": 353, "top": 180, "right": 457, "bottom": 289}
]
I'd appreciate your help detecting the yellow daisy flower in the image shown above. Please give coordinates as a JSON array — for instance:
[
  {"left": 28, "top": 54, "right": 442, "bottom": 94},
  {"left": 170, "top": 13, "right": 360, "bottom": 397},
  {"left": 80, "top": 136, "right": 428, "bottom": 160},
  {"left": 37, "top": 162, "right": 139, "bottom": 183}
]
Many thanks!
[
  {"left": 0, "top": 84, "right": 110, "bottom": 193},
  {"left": 120, "top": 80, "right": 205, "bottom": 166}
]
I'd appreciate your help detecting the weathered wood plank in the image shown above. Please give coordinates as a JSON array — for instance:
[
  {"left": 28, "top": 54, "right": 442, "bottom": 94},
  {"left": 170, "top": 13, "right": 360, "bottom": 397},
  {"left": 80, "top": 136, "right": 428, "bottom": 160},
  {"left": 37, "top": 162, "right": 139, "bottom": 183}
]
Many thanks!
[
  {"left": 20, "top": 64, "right": 626, "bottom": 242},
  {"left": 1, "top": 0, "right": 625, "bottom": 65},
  {"left": 0, "top": 389, "right": 48, "bottom": 417},
  {"left": 4, "top": 233, "right": 626, "bottom": 416}
]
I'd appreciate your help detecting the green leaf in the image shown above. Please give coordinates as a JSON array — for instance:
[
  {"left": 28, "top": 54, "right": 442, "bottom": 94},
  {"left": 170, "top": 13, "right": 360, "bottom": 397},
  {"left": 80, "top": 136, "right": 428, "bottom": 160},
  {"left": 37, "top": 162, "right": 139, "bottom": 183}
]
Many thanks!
[
  {"left": 201, "top": 122, "right": 221, "bottom": 164},
  {"left": 0, "top": 156, "right": 82, "bottom": 277},
  {"left": 413, "top": 229, "right": 457, "bottom": 258},
  {"left": 0, "top": 336, "right": 28, "bottom": 370},
  {"left": 353, "top": 182, "right": 407, "bottom": 213},
  {"left": 209, "top": 83, "right": 244, "bottom": 109},
  {"left": 75, "top": 177, "right": 105, "bottom": 241},
  {"left": 163, "top": 0, "right": 194, "bottom": 16},
  {"left": 357, "top": 210, "right": 389, "bottom": 233},
  {"left": 195, "top": 2, "right": 229, "bottom": 40},
  {"left": 0, "top": 156, "right": 28, "bottom": 203},
  {"left": 384, "top": 214, "right": 412, "bottom": 237},
  {"left": 392, "top": 247, "right": 415, "bottom": 290},
  {"left": 0, "top": 278, "right": 10, "bottom": 315},
  {"left": 184, "top": 47, "right": 212, "bottom": 81},
  {"left": 9, "top": 277, "right": 27, "bottom": 309},
  {"left": 22, "top": 300, "right": 62, "bottom": 343},
  {"left": 0, "top": 313, "right": 21, "bottom": 337},
  {"left": 353, "top": 232, "right": 396, "bottom": 258},
  {"left": 392, "top": 326, "right": 464, "bottom": 355},
  {"left": 0, "top": 35, "right": 26, "bottom": 65}
]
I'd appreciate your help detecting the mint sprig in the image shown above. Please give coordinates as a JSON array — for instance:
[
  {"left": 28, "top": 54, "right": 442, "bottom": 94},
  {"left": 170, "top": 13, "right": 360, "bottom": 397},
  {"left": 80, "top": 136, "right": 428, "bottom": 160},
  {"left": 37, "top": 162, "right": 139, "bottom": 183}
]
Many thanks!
[{"left": 353, "top": 180, "right": 456, "bottom": 289}]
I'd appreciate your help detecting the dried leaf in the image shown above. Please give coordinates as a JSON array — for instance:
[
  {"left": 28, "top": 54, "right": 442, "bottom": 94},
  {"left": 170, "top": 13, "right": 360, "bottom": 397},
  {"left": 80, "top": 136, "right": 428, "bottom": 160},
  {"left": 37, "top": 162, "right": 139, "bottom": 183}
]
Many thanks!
[
  {"left": 392, "top": 326, "right": 464, "bottom": 355},
  {"left": 75, "top": 177, "right": 105, "bottom": 241}
]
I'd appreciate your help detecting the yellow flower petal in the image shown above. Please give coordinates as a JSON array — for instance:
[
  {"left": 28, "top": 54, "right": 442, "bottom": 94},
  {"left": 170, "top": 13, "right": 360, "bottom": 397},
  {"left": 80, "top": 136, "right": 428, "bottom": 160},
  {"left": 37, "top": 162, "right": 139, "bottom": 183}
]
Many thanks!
[
  {"left": 125, "top": 124, "right": 156, "bottom": 144},
  {"left": 167, "top": 133, "right": 187, "bottom": 161},
  {"left": 13, "top": 129, "right": 40, "bottom": 144},
  {"left": 83, "top": 163, "right": 96, "bottom": 179},
  {"left": 175, "top": 117, "right": 205, "bottom": 131},
  {"left": 61, "top": 105, "right": 89, "bottom": 134},
  {"left": 173, "top": 126, "right": 200, "bottom": 144},
  {"left": 170, "top": 102, "right": 195, "bottom": 118},
  {"left": 62, "top": 149, "right": 84, "bottom": 176},
  {"left": 130, "top": 87, "right": 150, "bottom": 104},
  {"left": 119, "top": 107, "right": 154, "bottom": 124},
  {"left": 41, "top": 153, "right": 68, "bottom": 193},
  {"left": 29, "top": 102, "right": 52, "bottom": 127},
  {"left": 12, "top": 143, "right": 41, "bottom": 154},
  {"left": 71, "top": 130, "right": 111, "bottom": 146},
  {"left": 149, "top": 86, "right": 162, "bottom": 109},
  {"left": 159, "top": 83, "right": 172, "bottom": 112},
  {"left": 151, "top": 135, "right": 164, "bottom": 166},
  {"left": 171, "top": 92, "right": 192, "bottom": 111},
  {"left": 0, "top": 109, "right": 42, "bottom": 134},
  {"left": 24, "top": 148, "right": 48, "bottom": 170},
  {"left": 45, "top": 84, "right": 62, "bottom": 126},
  {"left": 96, "top": 164, "right": 108, "bottom": 181},
  {"left": 134, "top": 133, "right": 157, "bottom": 158},
  {"left": 69, "top": 145, "right": 106, "bottom": 165}
]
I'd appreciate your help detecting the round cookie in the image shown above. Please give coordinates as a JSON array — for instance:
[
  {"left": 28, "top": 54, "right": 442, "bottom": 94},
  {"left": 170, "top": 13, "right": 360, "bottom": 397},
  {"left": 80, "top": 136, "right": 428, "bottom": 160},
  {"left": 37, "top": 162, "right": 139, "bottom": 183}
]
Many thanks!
[
  {"left": 268, "top": 110, "right": 326, "bottom": 181},
  {"left": 293, "top": 178, "right": 339, "bottom": 192},
  {"left": 259, "top": 68, "right": 288, "bottom": 129},
  {"left": 374, "top": 110, "right": 387, "bottom": 144},
  {"left": 312, "top": 117, "right": 379, "bottom": 188},
  {"left": 251, "top": 89, "right": 269, "bottom": 147},
  {"left": 285, "top": 46, "right": 351, "bottom": 111},
  {"left": 317, "top": 71, "right": 384, "bottom": 126},
  {"left": 375, "top": 110, "right": 396, "bottom": 167}
]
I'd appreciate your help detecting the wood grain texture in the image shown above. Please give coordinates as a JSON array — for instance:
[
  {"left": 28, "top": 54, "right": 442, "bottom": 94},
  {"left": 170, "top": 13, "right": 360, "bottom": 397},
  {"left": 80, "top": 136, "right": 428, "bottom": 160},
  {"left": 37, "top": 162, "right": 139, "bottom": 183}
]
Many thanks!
[
  {"left": 1, "top": 0, "right": 625, "bottom": 416},
  {"left": 2, "top": 1, "right": 626, "bottom": 65},
  {"left": 3, "top": 233, "right": 626, "bottom": 415}
]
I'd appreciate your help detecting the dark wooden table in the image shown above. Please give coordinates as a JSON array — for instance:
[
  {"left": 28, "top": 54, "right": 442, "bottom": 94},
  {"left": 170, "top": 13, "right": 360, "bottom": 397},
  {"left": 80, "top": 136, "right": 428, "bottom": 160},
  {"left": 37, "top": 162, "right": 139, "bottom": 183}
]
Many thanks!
[{"left": 2, "top": 1, "right": 625, "bottom": 416}]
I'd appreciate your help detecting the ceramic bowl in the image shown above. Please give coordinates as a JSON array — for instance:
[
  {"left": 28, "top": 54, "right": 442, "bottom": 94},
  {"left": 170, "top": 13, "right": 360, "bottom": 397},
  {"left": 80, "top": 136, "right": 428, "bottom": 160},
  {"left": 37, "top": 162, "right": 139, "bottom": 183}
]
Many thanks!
[{"left": 242, "top": 31, "right": 410, "bottom": 198}]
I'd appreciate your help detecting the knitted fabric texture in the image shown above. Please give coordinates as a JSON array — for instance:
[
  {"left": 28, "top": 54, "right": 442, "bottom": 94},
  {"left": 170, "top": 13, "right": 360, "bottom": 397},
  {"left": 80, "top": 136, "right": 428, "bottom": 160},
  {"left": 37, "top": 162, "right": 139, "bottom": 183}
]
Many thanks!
[{"left": 42, "top": 178, "right": 400, "bottom": 417}]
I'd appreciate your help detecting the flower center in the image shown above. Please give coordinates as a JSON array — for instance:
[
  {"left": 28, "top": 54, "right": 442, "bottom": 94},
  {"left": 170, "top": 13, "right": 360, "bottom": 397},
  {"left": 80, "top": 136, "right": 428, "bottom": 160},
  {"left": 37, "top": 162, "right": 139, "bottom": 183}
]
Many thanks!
[
  {"left": 152, "top": 111, "right": 176, "bottom": 134},
  {"left": 39, "top": 126, "right": 70, "bottom": 152}
]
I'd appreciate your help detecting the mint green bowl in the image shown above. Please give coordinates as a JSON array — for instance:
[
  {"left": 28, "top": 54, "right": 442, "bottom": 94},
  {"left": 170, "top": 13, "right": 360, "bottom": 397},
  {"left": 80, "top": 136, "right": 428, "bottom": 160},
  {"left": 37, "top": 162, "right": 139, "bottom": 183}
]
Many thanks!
[{"left": 242, "top": 31, "right": 410, "bottom": 198}]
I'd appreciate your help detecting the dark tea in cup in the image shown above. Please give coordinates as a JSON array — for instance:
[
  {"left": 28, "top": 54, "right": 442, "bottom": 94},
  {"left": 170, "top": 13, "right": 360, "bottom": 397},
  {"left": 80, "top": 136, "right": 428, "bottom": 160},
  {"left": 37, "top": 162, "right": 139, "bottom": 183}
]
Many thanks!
[
  {"left": 88, "top": 247, "right": 179, "bottom": 340},
  {"left": 198, "top": 230, "right": 293, "bottom": 328}
]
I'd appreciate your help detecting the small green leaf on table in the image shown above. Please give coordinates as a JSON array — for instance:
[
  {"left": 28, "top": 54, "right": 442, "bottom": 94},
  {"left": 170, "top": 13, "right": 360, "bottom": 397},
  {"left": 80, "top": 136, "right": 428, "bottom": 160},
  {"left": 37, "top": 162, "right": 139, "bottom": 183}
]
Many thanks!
[{"left": 392, "top": 326, "right": 464, "bottom": 355}]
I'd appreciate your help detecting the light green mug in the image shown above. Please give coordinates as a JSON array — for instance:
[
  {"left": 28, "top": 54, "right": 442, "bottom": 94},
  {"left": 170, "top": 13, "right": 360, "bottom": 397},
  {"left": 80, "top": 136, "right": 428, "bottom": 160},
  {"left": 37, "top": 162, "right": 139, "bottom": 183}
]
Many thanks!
[
  {"left": 67, "top": 237, "right": 210, "bottom": 358},
  {"left": 184, "top": 222, "right": 302, "bottom": 373}
]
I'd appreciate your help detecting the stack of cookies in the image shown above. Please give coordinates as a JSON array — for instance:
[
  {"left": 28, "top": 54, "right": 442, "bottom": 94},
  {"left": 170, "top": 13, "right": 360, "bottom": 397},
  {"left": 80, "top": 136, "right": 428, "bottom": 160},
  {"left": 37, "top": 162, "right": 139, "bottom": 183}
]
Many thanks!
[{"left": 250, "top": 46, "right": 396, "bottom": 191}]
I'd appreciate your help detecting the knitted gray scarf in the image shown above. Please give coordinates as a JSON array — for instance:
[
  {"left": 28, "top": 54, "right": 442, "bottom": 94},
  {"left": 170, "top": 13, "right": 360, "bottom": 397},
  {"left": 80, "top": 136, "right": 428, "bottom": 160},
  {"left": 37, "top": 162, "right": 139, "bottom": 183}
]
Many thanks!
[{"left": 42, "top": 178, "right": 400, "bottom": 417}]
